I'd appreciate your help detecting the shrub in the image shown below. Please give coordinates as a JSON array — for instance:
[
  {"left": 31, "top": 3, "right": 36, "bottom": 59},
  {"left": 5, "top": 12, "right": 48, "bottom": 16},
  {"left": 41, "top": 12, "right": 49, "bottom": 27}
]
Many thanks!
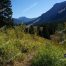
[
  {"left": 31, "top": 43, "right": 66, "bottom": 66},
  {"left": 0, "top": 41, "right": 21, "bottom": 66}
]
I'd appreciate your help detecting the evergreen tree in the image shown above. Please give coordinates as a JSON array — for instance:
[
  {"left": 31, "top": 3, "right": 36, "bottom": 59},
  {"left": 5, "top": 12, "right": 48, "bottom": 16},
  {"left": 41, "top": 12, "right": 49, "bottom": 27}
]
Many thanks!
[
  {"left": 29, "top": 26, "right": 34, "bottom": 34},
  {"left": 0, "top": 0, "right": 13, "bottom": 27}
]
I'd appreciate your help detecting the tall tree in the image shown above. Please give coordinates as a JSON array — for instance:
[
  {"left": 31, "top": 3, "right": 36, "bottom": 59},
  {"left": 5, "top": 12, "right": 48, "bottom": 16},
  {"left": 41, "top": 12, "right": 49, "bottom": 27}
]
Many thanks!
[{"left": 0, "top": 0, "right": 12, "bottom": 27}]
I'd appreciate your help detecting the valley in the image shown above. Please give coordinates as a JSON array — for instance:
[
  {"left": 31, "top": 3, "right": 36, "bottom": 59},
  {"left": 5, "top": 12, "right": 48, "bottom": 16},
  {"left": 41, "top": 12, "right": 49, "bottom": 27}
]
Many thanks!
[{"left": 0, "top": 0, "right": 66, "bottom": 66}]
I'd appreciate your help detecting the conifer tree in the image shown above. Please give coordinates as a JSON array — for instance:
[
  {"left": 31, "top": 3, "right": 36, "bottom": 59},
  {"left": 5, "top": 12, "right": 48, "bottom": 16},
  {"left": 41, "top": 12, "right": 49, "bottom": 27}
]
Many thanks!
[{"left": 0, "top": 0, "right": 12, "bottom": 27}]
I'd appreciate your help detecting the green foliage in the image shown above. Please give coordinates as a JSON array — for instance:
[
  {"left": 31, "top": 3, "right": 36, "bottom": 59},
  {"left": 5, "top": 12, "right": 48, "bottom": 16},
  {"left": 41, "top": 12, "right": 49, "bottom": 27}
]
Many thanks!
[
  {"left": 57, "top": 23, "right": 65, "bottom": 31},
  {"left": 31, "top": 43, "right": 66, "bottom": 66},
  {"left": 0, "top": 0, "right": 13, "bottom": 27},
  {"left": 0, "top": 25, "right": 66, "bottom": 66}
]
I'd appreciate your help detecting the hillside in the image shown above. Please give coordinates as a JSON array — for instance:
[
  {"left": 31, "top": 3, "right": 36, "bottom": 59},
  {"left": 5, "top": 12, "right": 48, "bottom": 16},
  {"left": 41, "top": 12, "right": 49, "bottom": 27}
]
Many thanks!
[
  {"left": 1, "top": 0, "right": 66, "bottom": 66},
  {"left": 28, "top": 1, "right": 66, "bottom": 26},
  {"left": 0, "top": 26, "right": 66, "bottom": 66}
]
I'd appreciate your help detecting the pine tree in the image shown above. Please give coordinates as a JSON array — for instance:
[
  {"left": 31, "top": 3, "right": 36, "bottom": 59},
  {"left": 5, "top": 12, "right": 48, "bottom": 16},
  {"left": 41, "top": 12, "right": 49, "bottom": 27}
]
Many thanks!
[{"left": 0, "top": 0, "right": 13, "bottom": 27}]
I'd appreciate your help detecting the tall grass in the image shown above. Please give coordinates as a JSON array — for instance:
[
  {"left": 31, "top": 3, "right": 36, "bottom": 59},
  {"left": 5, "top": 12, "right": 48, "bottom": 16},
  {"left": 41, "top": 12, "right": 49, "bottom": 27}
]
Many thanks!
[
  {"left": 31, "top": 42, "right": 66, "bottom": 66},
  {"left": 0, "top": 25, "right": 66, "bottom": 66}
]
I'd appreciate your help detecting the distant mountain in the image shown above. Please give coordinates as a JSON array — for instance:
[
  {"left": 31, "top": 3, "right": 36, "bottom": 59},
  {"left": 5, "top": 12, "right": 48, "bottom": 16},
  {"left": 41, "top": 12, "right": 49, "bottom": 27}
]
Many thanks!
[
  {"left": 28, "top": 1, "right": 66, "bottom": 26},
  {"left": 18, "top": 17, "right": 32, "bottom": 22},
  {"left": 13, "top": 17, "right": 36, "bottom": 25}
]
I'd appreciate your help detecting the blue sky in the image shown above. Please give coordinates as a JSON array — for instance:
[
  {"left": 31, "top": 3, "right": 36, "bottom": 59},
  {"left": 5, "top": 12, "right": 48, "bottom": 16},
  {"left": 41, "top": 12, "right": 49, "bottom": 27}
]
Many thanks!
[{"left": 12, "top": 0, "right": 66, "bottom": 18}]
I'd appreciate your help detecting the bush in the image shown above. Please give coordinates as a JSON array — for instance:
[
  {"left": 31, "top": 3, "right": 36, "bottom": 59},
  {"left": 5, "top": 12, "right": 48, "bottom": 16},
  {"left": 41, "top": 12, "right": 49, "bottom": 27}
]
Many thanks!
[
  {"left": 0, "top": 41, "right": 21, "bottom": 66},
  {"left": 31, "top": 43, "right": 66, "bottom": 66},
  {"left": 14, "top": 40, "right": 28, "bottom": 53}
]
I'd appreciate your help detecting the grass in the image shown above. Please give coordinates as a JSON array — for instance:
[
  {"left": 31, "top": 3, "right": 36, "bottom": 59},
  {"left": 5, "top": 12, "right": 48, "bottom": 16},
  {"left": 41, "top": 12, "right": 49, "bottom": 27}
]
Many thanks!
[
  {"left": 31, "top": 42, "right": 66, "bottom": 66},
  {"left": 0, "top": 25, "right": 66, "bottom": 66}
]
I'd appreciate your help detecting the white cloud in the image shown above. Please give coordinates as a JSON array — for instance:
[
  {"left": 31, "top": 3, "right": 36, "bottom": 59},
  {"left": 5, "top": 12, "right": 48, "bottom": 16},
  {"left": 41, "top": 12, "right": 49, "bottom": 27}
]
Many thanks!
[{"left": 23, "top": 2, "right": 38, "bottom": 13}]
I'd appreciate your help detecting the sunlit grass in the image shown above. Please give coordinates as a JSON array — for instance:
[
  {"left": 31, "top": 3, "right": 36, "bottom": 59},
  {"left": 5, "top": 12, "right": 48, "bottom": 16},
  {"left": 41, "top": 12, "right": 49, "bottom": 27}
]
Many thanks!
[{"left": 0, "top": 25, "right": 66, "bottom": 66}]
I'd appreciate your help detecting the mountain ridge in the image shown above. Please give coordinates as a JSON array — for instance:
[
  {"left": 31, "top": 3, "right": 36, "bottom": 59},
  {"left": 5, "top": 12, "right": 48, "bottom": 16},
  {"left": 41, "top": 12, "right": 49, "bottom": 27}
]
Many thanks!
[
  {"left": 28, "top": 1, "right": 66, "bottom": 26},
  {"left": 13, "top": 1, "right": 66, "bottom": 26}
]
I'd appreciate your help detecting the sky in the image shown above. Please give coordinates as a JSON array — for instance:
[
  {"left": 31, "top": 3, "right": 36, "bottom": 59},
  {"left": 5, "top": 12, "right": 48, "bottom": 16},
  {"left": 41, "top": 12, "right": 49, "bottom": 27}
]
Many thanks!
[{"left": 12, "top": 0, "right": 66, "bottom": 18}]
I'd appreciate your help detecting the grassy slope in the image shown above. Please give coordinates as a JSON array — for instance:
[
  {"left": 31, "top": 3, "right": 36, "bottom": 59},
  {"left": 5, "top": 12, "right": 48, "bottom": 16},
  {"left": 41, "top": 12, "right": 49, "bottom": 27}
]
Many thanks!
[{"left": 0, "top": 26, "right": 66, "bottom": 66}]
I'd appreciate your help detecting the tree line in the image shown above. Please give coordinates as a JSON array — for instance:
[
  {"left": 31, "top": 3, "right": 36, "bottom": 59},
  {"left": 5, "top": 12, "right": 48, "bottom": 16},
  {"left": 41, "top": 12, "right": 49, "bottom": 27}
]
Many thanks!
[{"left": 25, "top": 22, "right": 65, "bottom": 39}]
